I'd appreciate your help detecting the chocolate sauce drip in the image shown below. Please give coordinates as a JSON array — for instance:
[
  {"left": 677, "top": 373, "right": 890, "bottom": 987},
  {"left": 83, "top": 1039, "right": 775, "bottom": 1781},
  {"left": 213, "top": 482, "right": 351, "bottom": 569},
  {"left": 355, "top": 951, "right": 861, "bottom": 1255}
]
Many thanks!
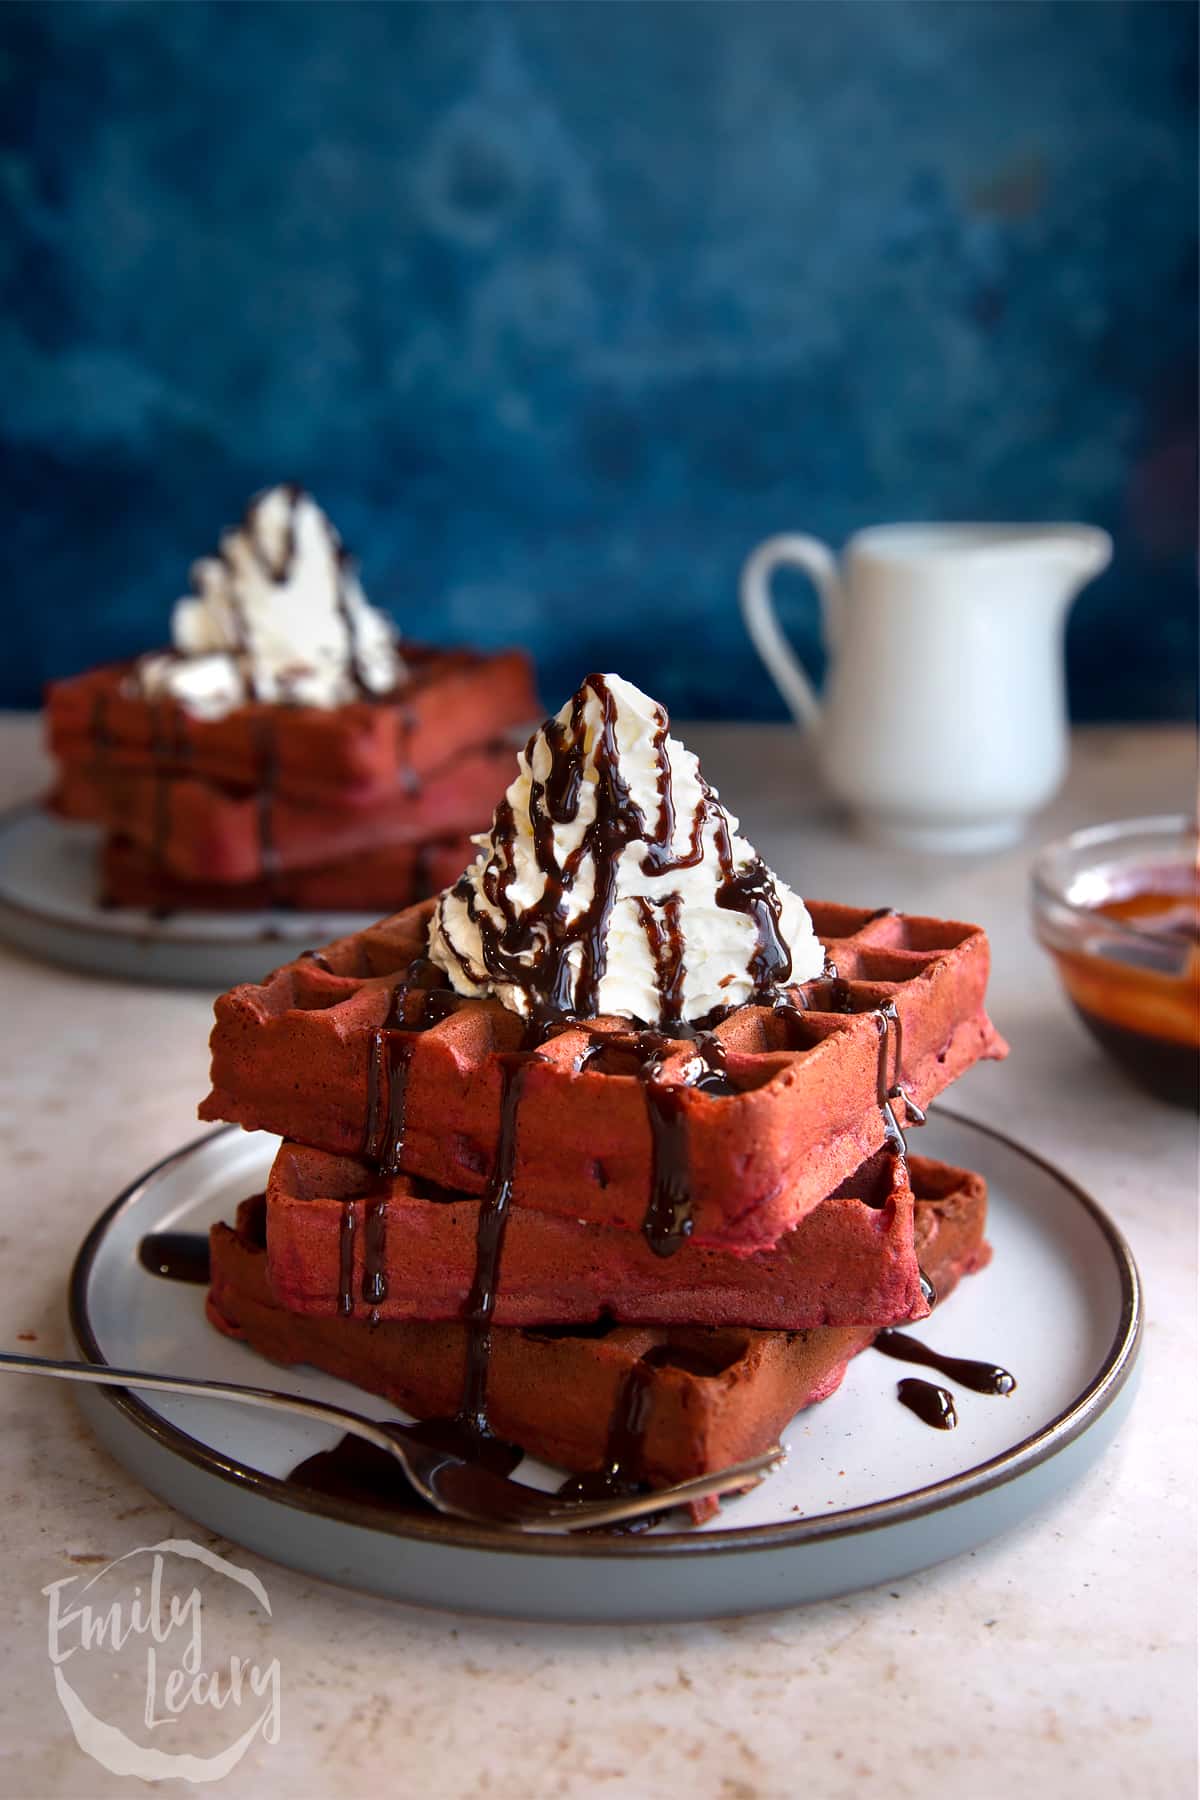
[
  {"left": 554, "top": 1339, "right": 734, "bottom": 1521},
  {"left": 456, "top": 1055, "right": 530, "bottom": 1437},
  {"left": 875, "top": 1330, "right": 1016, "bottom": 1396},
  {"left": 645, "top": 705, "right": 675, "bottom": 860},
  {"left": 555, "top": 1356, "right": 656, "bottom": 1510},
  {"left": 457, "top": 677, "right": 651, "bottom": 1027},
  {"left": 337, "top": 1200, "right": 356, "bottom": 1317},
  {"left": 138, "top": 1232, "right": 211, "bottom": 1284},
  {"left": 880, "top": 998, "right": 926, "bottom": 1124},
  {"left": 302, "top": 949, "right": 334, "bottom": 972},
  {"left": 362, "top": 1196, "right": 389, "bottom": 1308},
  {"left": 634, "top": 894, "right": 687, "bottom": 1025},
  {"left": 711, "top": 830, "right": 792, "bottom": 994},
  {"left": 896, "top": 1377, "right": 957, "bottom": 1430},
  {"left": 574, "top": 1027, "right": 733, "bottom": 1255},
  {"left": 350, "top": 1029, "right": 533, "bottom": 1456},
  {"left": 828, "top": 976, "right": 856, "bottom": 1012},
  {"left": 362, "top": 959, "right": 452, "bottom": 1173},
  {"left": 374, "top": 1033, "right": 421, "bottom": 1179},
  {"left": 919, "top": 1269, "right": 937, "bottom": 1308},
  {"left": 641, "top": 1077, "right": 697, "bottom": 1258},
  {"left": 874, "top": 1004, "right": 908, "bottom": 1162}
]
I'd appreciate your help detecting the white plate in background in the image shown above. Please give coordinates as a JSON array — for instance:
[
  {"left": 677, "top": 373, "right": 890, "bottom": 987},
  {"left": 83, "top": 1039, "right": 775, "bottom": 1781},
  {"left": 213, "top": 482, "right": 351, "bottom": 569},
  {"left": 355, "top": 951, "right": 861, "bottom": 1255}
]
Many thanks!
[{"left": 0, "top": 807, "right": 373, "bottom": 989}]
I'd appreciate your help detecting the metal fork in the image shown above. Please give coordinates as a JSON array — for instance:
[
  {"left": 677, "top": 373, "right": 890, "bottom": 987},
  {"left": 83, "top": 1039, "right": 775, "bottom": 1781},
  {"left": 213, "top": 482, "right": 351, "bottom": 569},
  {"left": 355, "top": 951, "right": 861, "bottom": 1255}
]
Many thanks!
[{"left": 0, "top": 1351, "right": 784, "bottom": 1533}]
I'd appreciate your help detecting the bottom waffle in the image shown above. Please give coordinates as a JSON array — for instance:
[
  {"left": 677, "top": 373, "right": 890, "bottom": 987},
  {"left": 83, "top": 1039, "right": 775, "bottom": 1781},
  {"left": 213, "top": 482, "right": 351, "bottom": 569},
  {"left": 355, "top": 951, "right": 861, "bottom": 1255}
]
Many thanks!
[
  {"left": 101, "top": 835, "right": 474, "bottom": 914},
  {"left": 207, "top": 1162, "right": 990, "bottom": 1517}
]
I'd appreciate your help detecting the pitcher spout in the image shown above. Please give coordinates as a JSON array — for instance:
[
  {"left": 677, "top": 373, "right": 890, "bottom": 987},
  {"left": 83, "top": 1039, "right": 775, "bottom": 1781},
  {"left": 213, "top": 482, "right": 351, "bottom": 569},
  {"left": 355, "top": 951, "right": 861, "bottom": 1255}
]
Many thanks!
[{"left": 1030, "top": 524, "right": 1114, "bottom": 600}]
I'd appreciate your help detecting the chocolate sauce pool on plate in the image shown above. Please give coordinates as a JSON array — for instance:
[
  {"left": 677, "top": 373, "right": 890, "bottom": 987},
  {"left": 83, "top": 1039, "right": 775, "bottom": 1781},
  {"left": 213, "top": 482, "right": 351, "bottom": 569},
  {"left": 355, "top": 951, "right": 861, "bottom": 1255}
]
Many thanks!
[
  {"left": 288, "top": 1418, "right": 522, "bottom": 1516},
  {"left": 874, "top": 1329, "right": 1016, "bottom": 1396},
  {"left": 137, "top": 1232, "right": 211, "bottom": 1284},
  {"left": 896, "top": 1377, "right": 958, "bottom": 1430}
]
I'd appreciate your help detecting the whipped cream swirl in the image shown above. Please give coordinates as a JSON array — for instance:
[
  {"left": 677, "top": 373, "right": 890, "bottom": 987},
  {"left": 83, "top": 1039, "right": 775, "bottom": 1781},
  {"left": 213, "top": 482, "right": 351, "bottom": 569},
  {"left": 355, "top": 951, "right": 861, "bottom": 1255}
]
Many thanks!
[
  {"left": 137, "top": 484, "right": 405, "bottom": 719},
  {"left": 428, "top": 672, "right": 823, "bottom": 1027}
]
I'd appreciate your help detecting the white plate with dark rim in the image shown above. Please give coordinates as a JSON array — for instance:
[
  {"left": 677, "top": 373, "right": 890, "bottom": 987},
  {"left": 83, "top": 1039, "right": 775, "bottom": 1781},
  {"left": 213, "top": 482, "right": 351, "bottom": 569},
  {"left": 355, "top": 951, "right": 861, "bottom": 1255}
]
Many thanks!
[
  {"left": 0, "top": 808, "right": 374, "bottom": 989},
  {"left": 65, "top": 1109, "right": 1140, "bottom": 1623}
]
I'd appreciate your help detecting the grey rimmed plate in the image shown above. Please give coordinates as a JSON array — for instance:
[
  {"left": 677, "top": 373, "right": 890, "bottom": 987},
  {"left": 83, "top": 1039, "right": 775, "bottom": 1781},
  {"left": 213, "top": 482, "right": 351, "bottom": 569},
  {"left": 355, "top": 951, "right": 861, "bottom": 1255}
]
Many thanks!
[
  {"left": 67, "top": 1110, "right": 1140, "bottom": 1622},
  {"left": 0, "top": 808, "right": 375, "bottom": 989}
]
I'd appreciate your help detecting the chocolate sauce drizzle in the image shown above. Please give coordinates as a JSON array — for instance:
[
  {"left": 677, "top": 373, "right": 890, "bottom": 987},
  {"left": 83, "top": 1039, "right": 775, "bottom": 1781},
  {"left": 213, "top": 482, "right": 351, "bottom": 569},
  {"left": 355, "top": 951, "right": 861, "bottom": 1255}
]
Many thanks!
[
  {"left": 337, "top": 1201, "right": 356, "bottom": 1318},
  {"left": 455, "top": 1055, "right": 530, "bottom": 1440},
  {"left": 362, "top": 959, "right": 453, "bottom": 1175},
  {"left": 443, "top": 675, "right": 793, "bottom": 1034}
]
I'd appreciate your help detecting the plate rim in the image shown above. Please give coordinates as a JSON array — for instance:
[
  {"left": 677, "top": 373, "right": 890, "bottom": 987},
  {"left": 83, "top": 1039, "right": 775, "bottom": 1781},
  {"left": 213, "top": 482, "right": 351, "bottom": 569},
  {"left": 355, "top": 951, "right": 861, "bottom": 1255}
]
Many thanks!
[
  {"left": 0, "top": 803, "right": 375, "bottom": 950},
  {"left": 67, "top": 1110, "right": 1143, "bottom": 1562}
]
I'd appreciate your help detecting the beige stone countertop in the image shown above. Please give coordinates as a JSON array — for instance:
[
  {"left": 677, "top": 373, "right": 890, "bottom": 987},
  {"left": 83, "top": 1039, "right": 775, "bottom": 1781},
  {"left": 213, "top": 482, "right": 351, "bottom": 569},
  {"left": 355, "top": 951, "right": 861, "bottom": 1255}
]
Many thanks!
[{"left": 0, "top": 715, "right": 1194, "bottom": 1799}]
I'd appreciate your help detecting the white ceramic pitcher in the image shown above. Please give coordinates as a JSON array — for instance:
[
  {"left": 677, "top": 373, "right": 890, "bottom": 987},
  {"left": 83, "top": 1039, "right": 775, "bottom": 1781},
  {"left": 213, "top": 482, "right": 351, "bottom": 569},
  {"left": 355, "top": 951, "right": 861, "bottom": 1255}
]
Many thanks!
[{"left": 740, "top": 523, "right": 1113, "bottom": 852}]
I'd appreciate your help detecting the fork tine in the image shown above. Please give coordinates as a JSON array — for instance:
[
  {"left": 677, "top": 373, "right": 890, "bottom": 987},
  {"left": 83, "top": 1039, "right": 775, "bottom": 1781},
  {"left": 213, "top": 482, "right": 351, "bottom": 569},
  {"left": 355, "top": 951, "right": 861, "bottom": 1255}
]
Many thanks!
[
  {"left": 417, "top": 1443, "right": 786, "bottom": 1531},
  {"left": 525, "top": 1446, "right": 787, "bottom": 1533}
]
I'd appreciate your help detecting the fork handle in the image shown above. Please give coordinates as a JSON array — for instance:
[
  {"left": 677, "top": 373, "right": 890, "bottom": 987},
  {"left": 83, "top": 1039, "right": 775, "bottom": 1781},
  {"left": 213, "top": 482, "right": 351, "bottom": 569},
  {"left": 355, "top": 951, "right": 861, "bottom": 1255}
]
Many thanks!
[{"left": 0, "top": 1350, "right": 400, "bottom": 1456}]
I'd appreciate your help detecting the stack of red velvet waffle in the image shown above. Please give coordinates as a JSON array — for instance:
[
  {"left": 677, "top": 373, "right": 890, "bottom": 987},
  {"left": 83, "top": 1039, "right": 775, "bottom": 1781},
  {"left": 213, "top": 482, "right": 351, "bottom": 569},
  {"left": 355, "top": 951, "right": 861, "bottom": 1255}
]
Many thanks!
[
  {"left": 201, "top": 897, "right": 1005, "bottom": 1513},
  {"left": 45, "top": 645, "right": 537, "bottom": 912}
]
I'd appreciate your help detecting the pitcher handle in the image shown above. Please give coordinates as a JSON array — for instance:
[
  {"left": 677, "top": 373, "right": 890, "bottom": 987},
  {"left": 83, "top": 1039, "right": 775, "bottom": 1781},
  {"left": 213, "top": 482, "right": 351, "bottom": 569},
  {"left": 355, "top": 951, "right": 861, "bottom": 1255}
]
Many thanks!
[{"left": 739, "top": 534, "right": 841, "bottom": 730}]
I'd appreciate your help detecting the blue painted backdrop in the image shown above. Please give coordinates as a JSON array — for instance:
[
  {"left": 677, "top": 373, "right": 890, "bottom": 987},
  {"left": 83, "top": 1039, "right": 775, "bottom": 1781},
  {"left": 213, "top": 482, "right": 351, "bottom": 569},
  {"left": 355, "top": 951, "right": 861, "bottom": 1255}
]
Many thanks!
[{"left": 3, "top": 0, "right": 1196, "bottom": 719}]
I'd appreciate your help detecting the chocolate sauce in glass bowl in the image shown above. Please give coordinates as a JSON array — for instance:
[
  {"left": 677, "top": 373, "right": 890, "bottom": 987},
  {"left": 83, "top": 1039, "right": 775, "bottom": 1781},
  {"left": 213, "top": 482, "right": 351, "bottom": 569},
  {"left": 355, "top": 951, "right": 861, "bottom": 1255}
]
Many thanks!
[
  {"left": 1036, "top": 826, "right": 1200, "bottom": 1109},
  {"left": 1065, "top": 886, "right": 1200, "bottom": 1107}
]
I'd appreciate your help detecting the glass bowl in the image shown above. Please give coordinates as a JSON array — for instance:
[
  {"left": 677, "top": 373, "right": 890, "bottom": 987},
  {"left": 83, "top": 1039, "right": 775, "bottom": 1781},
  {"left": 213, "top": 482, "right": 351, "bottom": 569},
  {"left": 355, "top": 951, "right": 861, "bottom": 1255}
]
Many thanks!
[{"left": 1032, "top": 814, "right": 1199, "bottom": 1108}]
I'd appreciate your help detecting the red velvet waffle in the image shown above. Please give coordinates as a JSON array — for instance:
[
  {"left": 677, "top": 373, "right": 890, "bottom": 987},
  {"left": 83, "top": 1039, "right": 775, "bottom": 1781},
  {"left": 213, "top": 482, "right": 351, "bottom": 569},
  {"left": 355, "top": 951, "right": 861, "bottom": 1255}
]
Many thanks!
[
  {"left": 102, "top": 835, "right": 475, "bottom": 915},
  {"left": 264, "top": 1142, "right": 953, "bottom": 1329},
  {"left": 203, "top": 899, "right": 1006, "bottom": 1253},
  {"left": 46, "top": 644, "right": 538, "bottom": 806},
  {"left": 207, "top": 1160, "right": 989, "bottom": 1506},
  {"left": 58, "top": 740, "right": 516, "bottom": 883}
]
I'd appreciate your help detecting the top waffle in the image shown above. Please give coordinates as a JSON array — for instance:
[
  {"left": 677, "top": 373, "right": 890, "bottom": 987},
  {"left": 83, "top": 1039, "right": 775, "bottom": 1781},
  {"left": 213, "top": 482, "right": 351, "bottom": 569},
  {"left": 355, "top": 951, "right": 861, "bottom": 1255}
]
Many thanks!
[
  {"left": 202, "top": 897, "right": 1006, "bottom": 1254},
  {"left": 46, "top": 643, "right": 537, "bottom": 807}
]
